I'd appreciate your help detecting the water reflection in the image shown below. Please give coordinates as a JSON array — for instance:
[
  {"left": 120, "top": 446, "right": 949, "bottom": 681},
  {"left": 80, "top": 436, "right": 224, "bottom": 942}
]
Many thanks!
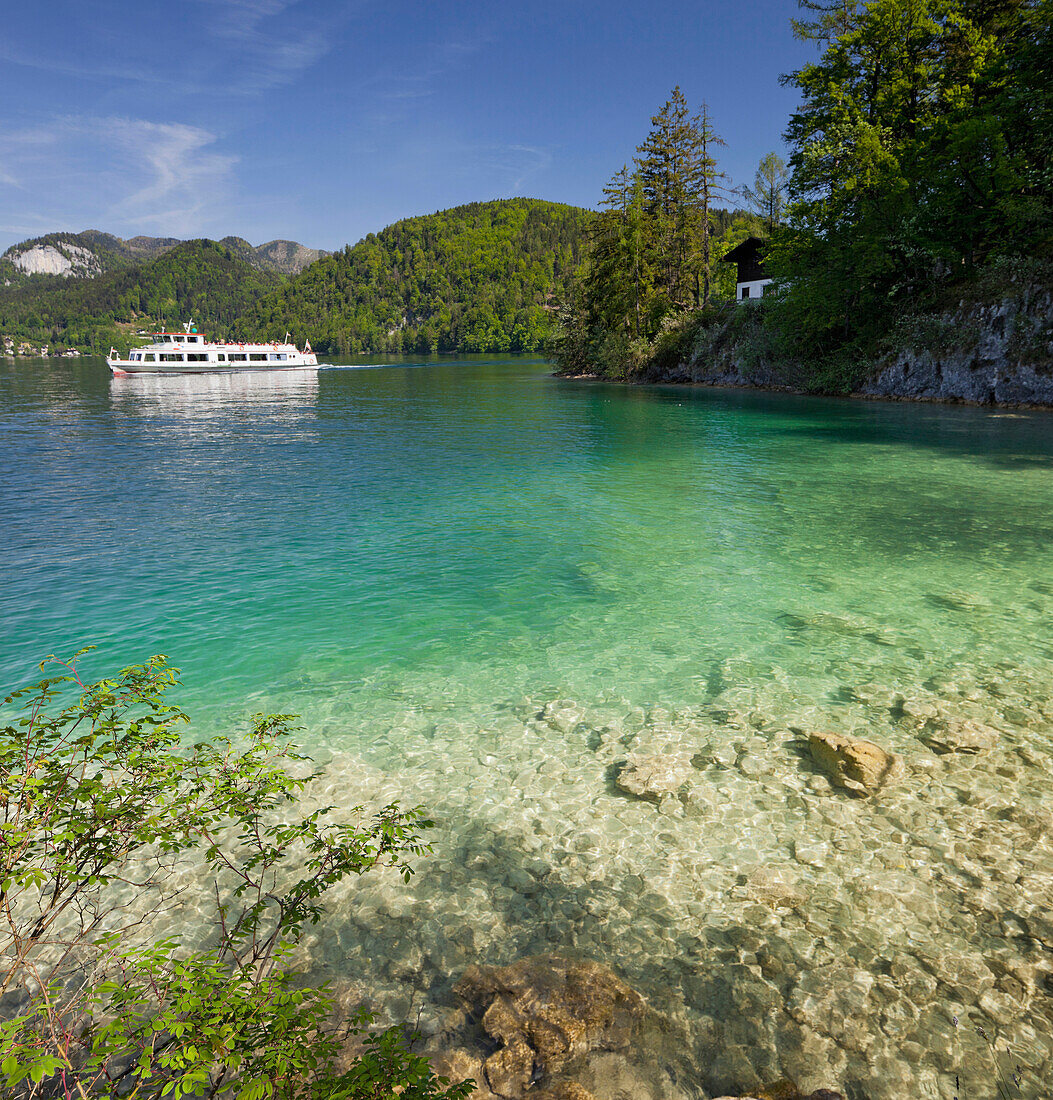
[{"left": 109, "top": 368, "right": 319, "bottom": 419}]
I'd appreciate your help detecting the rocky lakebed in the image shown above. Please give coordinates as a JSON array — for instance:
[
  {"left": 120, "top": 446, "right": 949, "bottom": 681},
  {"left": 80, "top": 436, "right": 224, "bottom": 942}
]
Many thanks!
[{"left": 212, "top": 653, "right": 1053, "bottom": 1100}]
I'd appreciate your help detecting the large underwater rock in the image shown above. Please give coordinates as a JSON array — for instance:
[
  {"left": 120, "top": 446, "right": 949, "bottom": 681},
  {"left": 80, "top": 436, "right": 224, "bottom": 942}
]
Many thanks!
[
  {"left": 807, "top": 732, "right": 903, "bottom": 796},
  {"left": 614, "top": 751, "right": 694, "bottom": 801},
  {"left": 451, "top": 954, "right": 644, "bottom": 1098}
]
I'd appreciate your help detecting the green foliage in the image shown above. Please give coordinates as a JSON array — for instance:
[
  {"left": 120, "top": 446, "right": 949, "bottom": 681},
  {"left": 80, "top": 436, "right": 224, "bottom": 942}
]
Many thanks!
[
  {"left": 0, "top": 650, "right": 472, "bottom": 1100},
  {"left": 570, "top": 1, "right": 1053, "bottom": 392},
  {"left": 773, "top": 0, "right": 1053, "bottom": 360},
  {"left": 250, "top": 199, "right": 592, "bottom": 355},
  {"left": 790, "top": 0, "right": 865, "bottom": 43}
]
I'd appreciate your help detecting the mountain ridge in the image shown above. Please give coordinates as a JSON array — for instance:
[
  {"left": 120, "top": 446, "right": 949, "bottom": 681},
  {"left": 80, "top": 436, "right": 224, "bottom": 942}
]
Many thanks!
[{"left": 1, "top": 230, "right": 328, "bottom": 280}]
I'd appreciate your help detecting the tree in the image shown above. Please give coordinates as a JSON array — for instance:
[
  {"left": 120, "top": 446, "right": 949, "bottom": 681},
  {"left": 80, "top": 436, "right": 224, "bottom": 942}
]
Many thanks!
[
  {"left": 551, "top": 90, "right": 744, "bottom": 378},
  {"left": 742, "top": 153, "right": 789, "bottom": 233},
  {"left": 692, "top": 102, "right": 730, "bottom": 306},
  {"left": 774, "top": 0, "right": 1049, "bottom": 358},
  {"left": 634, "top": 88, "right": 728, "bottom": 309},
  {"left": 791, "top": 0, "right": 865, "bottom": 43},
  {"left": 0, "top": 650, "right": 473, "bottom": 1100},
  {"left": 594, "top": 165, "right": 648, "bottom": 336}
]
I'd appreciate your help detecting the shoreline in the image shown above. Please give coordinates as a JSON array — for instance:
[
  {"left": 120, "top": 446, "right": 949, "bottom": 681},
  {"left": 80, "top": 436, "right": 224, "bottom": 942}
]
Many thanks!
[{"left": 553, "top": 371, "right": 1053, "bottom": 412}]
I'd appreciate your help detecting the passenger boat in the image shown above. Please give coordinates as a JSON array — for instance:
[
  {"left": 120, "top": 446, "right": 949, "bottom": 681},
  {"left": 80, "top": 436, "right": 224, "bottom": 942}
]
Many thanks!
[{"left": 107, "top": 321, "right": 318, "bottom": 375}]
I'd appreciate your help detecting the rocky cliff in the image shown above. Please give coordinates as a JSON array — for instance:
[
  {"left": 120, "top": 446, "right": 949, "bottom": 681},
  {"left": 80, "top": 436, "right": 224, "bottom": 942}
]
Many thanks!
[
  {"left": 657, "top": 285, "right": 1053, "bottom": 407},
  {"left": 859, "top": 288, "right": 1053, "bottom": 405}
]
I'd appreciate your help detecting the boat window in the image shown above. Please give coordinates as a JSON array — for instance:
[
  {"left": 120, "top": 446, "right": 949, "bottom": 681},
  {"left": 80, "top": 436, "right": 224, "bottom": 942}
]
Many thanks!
[
  {"left": 146, "top": 353, "right": 157, "bottom": 362},
  {"left": 217, "top": 354, "right": 226, "bottom": 362},
  {"left": 249, "top": 353, "right": 268, "bottom": 361},
  {"left": 186, "top": 335, "right": 199, "bottom": 343},
  {"left": 187, "top": 353, "right": 207, "bottom": 362},
  {"left": 228, "top": 353, "right": 247, "bottom": 362},
  {"left": 160, "top": 353, "right": 183, "bottom": 362}
]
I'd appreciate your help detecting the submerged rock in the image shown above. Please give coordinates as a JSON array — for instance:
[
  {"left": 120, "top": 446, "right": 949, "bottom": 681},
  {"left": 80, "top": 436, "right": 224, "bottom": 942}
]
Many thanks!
[
  {"left": 614, "top": 752, "right": 694, "bottom": 801},
  {"left": 533, "top": 1084, "right": 598, "bottom": 1100},
  {"left": 453, "top": 954, "right": 644, "bottom": 1098},
  {"left": 429, "top": 1048, "right": 494, "bottom": 1097},
  {"left": 806, "top": 732, "right": 903, "bottom": 796},
  {"left": 713, "top": 1087, "right": 844, "bottom": 1100},
  {"left": 742, "top": 867, "right": 805, "bottom": 910},
  {"left": 921, "top": 718, "right": 1000, "bottom": 755}
]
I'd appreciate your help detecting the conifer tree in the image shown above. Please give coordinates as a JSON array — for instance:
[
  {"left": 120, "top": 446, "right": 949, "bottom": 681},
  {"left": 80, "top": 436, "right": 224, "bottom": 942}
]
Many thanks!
[
  {"left": 634, "top": 87, "right": 727, "bottom": 309},
  {"left": 598, "top": 165, "right": 647, "bottom": 335},
  {"left": 693, "top": 102, "right": 729, "bottom": 306}
]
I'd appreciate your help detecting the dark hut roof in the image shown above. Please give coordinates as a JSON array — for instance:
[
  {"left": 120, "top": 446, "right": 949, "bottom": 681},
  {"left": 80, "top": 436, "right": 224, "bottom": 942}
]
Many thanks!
[{"left": 720, "top": 236, "right": 767, "bottom": 264}]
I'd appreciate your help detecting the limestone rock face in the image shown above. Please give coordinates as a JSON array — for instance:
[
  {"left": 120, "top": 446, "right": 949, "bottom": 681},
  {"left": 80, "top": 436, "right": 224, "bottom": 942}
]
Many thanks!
[
  {"left": 614, "top": 752, "right": 694, "bottom": 801},
  {"left": 807, "top": 732, "right": 903, "bottom": 796},
  {"left": 11, "top": 243, "right": 101, "bottom": 277},
  {"left": 921, "top": 718, "right": 999, "bottom": 755},
  {"left": 667, "top": 287, "right": 1053, "bottom": 406},
  {"left": 453, "top": 955, "right": 645, "bottom": 1098}
]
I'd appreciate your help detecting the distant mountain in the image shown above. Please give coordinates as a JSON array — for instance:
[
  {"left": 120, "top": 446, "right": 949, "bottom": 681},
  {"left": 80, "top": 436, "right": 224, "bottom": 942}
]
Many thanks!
[
  {"left": 0, "top": 239, "right": 283, "bottom": 351},
  {"left": 0, "top": 230, "right": 327, "bottom": 282},
  {"left": 219, "top": 237, "right": 330, "bottom": 276},
  {"left": 251, "top": 198, "right": 594, "bottom": 354}
]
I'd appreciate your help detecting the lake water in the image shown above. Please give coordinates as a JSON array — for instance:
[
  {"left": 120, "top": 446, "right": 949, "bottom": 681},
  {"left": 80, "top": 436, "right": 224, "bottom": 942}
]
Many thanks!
[{"left": 2, "top": 355, "right": 1053, "bottom": 1099}]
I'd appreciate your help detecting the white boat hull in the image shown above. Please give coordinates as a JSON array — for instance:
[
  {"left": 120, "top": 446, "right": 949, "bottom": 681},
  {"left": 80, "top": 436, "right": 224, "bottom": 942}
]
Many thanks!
[{"left": 109, "top": 359, "right": 319, "bottom": 375}]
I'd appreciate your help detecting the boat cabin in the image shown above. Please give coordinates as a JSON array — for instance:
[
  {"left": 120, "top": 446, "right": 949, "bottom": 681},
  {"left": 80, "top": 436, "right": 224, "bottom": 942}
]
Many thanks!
[{"left": 721, "top": 237, "right": 772, "bottom": 301}]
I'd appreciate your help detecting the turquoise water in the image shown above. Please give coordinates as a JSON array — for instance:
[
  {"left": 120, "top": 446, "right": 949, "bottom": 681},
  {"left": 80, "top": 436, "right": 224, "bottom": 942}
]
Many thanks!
[{"left": 3, "top": 356, "right": 1053, "bottom": 1098}]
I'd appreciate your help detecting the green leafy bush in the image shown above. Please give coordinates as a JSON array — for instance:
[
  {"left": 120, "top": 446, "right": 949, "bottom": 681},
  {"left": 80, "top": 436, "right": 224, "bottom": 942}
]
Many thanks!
[{"left": 0, "top": 650, "right": 472, "bottom": 1100}]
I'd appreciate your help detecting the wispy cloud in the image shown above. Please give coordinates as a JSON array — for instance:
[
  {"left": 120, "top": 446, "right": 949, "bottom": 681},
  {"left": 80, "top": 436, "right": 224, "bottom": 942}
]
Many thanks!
[
  {"left": 0, "top": 42, "right": 209, "bottom": 94},
  {"left": 358, "top": 34, "right": 492, "bottom": 107},
  {"left": 0, "top": 124, "right": 62, "bottom": 191},
  {"left": 0, "top": 1, "right": 346, "bottom": 98},
  {"left": 0, "top": 116, "right": 237, "bottom": 241},
  {"left": 103, "top": 120, "right": 238, "bottom": 231},
  {"left": 474, "top": 144, "right": 553, "bottom": 194},
  {"left": 197, "top": 0, "right": 346, "bottom": 93}
]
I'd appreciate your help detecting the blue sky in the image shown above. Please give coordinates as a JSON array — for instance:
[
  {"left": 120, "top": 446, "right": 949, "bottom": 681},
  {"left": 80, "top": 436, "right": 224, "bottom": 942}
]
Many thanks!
[{"left": 0, "top": 0, "right": 816, "bottom": 253}]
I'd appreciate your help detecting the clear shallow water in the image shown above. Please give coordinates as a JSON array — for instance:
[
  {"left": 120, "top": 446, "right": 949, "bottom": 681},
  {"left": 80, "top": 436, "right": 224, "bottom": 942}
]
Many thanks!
[{"left": 2, "top": 356, "right": 1053, "bottom": 1098}]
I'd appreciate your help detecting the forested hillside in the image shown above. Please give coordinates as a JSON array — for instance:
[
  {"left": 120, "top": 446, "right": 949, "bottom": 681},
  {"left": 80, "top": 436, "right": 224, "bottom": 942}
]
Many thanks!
[
  {"left": 0, "top": 240, "right": 281, "bottom": 352},
  {"left": 250, "top": 199, "right": 593, "bottom": 354}
]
